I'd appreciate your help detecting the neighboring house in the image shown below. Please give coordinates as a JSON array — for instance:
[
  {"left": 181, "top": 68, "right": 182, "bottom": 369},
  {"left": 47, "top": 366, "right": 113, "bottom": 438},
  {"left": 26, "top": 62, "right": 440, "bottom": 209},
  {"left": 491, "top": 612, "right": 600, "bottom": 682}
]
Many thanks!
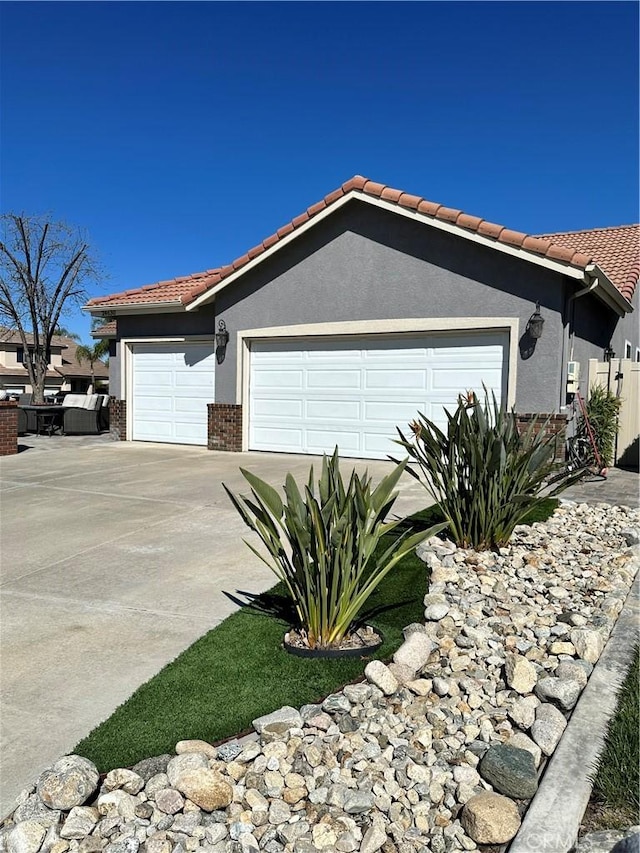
[
  {"left": 0, "top": 330, "right": 109, "bottom": 395},
  {"left": 86, "top": 175, "right": 639, "bottom": 459}
]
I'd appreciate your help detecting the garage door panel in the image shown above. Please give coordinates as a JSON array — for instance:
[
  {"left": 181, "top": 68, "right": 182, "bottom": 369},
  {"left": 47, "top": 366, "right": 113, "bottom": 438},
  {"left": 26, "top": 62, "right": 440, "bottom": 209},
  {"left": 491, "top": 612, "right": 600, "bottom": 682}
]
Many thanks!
[
  {"left": 366, "top": 369, "right": 426, "bottom": 390},
  {"left": 307, "top": 370, "right": 360, "bottom": 390},
  {"left": 252, "top": 426, "right": 304, "bottom": 450},
  {"left": 252, "top": 398, "right": 304, "bottom": 418},
  {"left": 364, "top": 400, "right": 422, "bottom": 423},
  {"left": 249, "top": 333, "right": 507, "bottom": 460},
  {"left": 132, "top": 342, "right": 214, "bottom": 446},
  {"left": 306, "top": 429, "right": 360, "bottom": 452},
  {"left": 253, "top": 370, "right": 303, "bottom": 389},
  {"left": 306, "top": 400, "right": 360, "bottom": 421}
]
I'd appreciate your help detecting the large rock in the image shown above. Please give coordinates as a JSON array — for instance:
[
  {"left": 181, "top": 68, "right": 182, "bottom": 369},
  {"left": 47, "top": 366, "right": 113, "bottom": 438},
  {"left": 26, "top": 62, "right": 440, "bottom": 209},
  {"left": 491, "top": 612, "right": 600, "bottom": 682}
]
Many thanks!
[
  {"left": 37, "top": 756, "right": 100, "bottom": 811},
  {"left": 535, "top": 676, "right": 582, "bottom": 710},
  {"left": 479, "top": 744, "right": 538, "bottom": 800},
  {"left": 508, "top": 732, "right": 542, "bottom": 768},
  {"left": 59, "top": 807, "right": 99, "bottom": 840},
  {"left": 504, "top": 654, "right": 538, "bottom": 695},
  {"left": 175, "top": 739, "right": 217, "bottom": 759},
  {"left": 570, "top": 628, "right": 604, "bottom": 664},
  {"left": 166, "top": 753, "right": 209, "bottom": 787},
  {"left": 508, "top": 695, "right": 540, "bottom": 730},
  {"left": 251, "top": 706, "right": 302, "bottom": 735},
  {"left": 461, "top": 792, "right": 521, "bottom": 844},
  {"left": 130, "top": 755, "right": 172, "bottom": 781},
  {"left": 555, "top": 660, "right": 589, "bottom": 688},
  {"left": 7, "top": 823, "right": 47, "bottom": 853},
  {"left": 102, "top": 769, "right": 144, "bottom": 795},
  {"left": 174, "top": 768, "right": 233, "bottom": 811},
  {"left": 364, "top": 661, "right": 398, "bottom": 696},
  {"left": 392, "top": 632, "right": 435, "bottom": 674},
  {"left": 13, "top": 796, "right": 62, "bottom": 827},
  {"left": 531, "top": 702, "right": 567, "bottom": 755}
]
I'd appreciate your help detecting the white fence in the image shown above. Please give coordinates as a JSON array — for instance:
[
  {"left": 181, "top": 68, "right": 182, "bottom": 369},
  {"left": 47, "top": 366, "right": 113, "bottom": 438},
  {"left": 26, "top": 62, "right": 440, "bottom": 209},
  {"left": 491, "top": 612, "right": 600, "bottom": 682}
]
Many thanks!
[{"left": 587, "top": 358, "right": 640, "bottom": 469}]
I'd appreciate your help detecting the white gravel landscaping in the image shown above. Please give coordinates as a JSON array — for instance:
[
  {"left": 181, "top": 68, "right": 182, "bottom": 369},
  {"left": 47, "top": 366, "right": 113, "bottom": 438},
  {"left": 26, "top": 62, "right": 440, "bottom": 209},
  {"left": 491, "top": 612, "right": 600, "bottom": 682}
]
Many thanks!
[{"left": 1, "top": 501, "right": 638, "bottom": 853}]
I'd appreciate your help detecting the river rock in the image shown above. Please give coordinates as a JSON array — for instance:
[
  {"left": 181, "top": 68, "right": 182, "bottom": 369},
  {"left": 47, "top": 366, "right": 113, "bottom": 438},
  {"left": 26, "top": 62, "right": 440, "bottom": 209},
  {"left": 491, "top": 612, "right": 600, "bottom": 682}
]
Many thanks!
[
  {"left": 7, "top": 823, "right": 47, "bottom": 853},
  {"left": 252, "top": 706, "right": 302, "bottom": 735},
  {"left": 531, "top": 703, "right": 567, "bottom": 755},
  {"left": 535, "top": 676, "right": 582, "bottom": 710},
  {"left": 504, "top": 654, "right": 537, "bottom": 694},
  {"left": 570, "top": 628, "right": 604, "bottom": 664},
  {"left": 102, "top": 769, "right": 144, "bottom": 796},
  {"left": 166, "top": 753, "right": 209, "bottom": 788},
  {"left": 174, "top": 769, "right": 233, "bottom": 811},
  {"left": 37, "top": 757, "right": 100, "bottom": 811},
  {"left": 59, "top": 808, "right": 99, "bottom": 840},
  {"left": 507, "top": 732, "right": 542, "bottom": 768},
  {"left": 392, "top": 632, "right": 435, "bottom": 673},
  {"left": 174, "top": 740, "right": 217, "bottom": 760},
  {"left": 479, "top": 744, "right": 538, "bottom": 799},
  {"left": 461, "top": 792, "right": 521, "bottom": 844},
  {"left": 364, "top": 661, "right": 398, "bottom": 695}
]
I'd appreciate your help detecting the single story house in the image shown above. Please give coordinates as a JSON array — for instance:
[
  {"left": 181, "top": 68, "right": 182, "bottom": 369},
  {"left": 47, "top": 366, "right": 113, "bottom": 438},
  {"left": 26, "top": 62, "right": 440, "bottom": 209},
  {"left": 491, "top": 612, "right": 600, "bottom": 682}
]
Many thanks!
[
  {"left": 86, "top": 176, "right": 639, "bottom": 460},
  {"left": 0, "top": 330, "right": 109, "bottom": 396}
]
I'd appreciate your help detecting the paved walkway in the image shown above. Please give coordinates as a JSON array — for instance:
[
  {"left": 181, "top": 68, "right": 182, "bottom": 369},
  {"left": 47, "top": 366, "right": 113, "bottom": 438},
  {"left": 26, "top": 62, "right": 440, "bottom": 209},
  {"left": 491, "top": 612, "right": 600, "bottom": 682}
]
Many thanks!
[
  {"left": 561, "top": 467, "right": 639, "bottom": 508},
  {"left": 0, "top": 440, "right": 427, "bottom": 817}
]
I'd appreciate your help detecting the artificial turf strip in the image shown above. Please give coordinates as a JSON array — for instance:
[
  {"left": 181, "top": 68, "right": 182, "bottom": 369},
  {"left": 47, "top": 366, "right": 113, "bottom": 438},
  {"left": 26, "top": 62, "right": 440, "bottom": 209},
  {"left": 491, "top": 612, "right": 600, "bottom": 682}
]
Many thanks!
[
  {"left": 404, "top": 497, "right": 559, "bottom": 531},
  {"left": 588, "top": 646, "right": 640, "bottom": 828},
  {"left": 74, "top": 499, "right": 560, "bottom": 772},
  {"left": 74, "top": 538, "right": 428, "bottom": 772}
]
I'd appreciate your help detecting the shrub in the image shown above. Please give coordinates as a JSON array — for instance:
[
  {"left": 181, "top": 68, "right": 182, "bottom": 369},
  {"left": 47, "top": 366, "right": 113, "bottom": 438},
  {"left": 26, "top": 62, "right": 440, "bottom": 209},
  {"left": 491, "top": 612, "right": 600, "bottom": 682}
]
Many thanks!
[
  {"left": 395, "top": 391, "right": 580, "bottom": 551},
  {"left": 224, "top": 449, "right": 446, "bottom": 649},
  {"left": 580, "top": 385, "right": 622, "bottom": 467}
]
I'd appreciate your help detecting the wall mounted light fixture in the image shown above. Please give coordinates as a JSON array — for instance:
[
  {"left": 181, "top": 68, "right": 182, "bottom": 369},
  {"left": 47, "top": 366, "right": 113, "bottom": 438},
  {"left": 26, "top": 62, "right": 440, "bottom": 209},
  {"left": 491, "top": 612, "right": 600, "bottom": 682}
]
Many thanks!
[
  {"left": 526, "top": 301, "right": 545, "bottom": 339},
  {"left": 215, "top": 320, "right": 229, "bottom": 363}
]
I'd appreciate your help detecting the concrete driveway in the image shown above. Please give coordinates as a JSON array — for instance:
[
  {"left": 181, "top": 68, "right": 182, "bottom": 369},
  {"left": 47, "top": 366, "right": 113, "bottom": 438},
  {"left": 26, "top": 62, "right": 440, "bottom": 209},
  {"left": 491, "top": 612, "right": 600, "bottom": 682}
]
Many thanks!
[{"left": 0, "top": 439, "right": 428, "bottom": 817}]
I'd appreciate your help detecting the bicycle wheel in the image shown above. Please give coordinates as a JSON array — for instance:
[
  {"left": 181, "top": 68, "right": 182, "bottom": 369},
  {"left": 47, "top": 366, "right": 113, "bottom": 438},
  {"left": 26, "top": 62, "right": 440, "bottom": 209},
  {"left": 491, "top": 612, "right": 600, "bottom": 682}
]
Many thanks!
[{"left": 568, "top": 437, "right": 592, "bottom": 470}]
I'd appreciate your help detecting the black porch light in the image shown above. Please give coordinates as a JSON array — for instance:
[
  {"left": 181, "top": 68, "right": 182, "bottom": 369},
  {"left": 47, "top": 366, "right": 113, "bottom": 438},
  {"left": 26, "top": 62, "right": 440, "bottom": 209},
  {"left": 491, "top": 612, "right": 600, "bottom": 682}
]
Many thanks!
[
  {"left": 604, "top": 345, "right": 615, "bottom": 362},
  {"left": 215, "top": 320, "right": 229, "bottom": 350},
  {"left": 526, "top": 301, "right": 545, "bottom": 340}
]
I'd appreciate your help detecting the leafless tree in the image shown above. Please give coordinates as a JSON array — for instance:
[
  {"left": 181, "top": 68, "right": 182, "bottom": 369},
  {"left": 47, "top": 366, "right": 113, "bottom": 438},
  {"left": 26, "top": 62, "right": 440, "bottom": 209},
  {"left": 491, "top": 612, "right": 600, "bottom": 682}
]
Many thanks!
[{"left": 0, "top": 214, "right": 102, "bottom": 402}]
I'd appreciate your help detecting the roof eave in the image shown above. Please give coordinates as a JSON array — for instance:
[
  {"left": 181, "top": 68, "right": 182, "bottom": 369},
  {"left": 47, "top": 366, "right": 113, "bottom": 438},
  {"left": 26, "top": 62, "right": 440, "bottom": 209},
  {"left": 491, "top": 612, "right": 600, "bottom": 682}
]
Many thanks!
[
  {"left": 585, "top": 263, "right": 633, "bottom": 316},
  {"left": 84, "top": 301, "right": 185, "bottom": 315}
]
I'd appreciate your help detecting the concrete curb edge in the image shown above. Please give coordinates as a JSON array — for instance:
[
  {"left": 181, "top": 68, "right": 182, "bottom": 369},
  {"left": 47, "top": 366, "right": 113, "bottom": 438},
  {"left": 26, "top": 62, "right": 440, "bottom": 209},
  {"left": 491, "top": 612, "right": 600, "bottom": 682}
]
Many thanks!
[{"left": 509, "top": 564, "right": 640, "bottom": 853}]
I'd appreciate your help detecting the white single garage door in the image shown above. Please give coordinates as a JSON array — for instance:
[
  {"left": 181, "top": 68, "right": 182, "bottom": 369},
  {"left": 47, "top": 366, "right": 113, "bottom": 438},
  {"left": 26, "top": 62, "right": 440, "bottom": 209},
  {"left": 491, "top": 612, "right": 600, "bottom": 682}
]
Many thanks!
[
  {"left": 131, "top": 342, "right": 215, "bottom": 445},
  {"left": 249, "top": 332, "right": 507, "bottom": 459}
]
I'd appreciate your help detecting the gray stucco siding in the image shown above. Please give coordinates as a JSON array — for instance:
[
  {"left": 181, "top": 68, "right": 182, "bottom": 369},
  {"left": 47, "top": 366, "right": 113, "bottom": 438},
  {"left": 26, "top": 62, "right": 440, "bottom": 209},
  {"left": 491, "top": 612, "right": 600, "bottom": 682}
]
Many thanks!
[{"left": 215, "top": 201, "right": 566, "bottom": 412}]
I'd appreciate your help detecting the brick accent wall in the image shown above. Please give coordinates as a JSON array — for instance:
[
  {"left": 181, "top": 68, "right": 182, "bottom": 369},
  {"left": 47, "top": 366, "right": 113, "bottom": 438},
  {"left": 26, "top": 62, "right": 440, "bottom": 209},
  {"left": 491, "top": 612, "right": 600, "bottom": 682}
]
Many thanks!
[
  {"left": 207, "top": 403, "right": 242, "bottom": 452},
  {"left": 0, "top": 401, "right": 18, "bottom": 456},
  {"left": 516, "top": 412, "right": 567, "bottom": 460},
  {"left": 109, "top": 397, "right": 127, "bottom": 441}
]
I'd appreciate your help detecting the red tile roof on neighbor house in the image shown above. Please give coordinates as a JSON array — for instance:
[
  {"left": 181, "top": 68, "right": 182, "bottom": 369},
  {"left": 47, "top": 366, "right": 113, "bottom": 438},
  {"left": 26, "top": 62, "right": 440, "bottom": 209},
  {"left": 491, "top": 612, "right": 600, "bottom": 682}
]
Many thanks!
[
  {"left": 86, "top": 176, "right": 639, "bottom": 312},
  {"left": 535, "top": 224, "right": 639, "bottom": 302}
]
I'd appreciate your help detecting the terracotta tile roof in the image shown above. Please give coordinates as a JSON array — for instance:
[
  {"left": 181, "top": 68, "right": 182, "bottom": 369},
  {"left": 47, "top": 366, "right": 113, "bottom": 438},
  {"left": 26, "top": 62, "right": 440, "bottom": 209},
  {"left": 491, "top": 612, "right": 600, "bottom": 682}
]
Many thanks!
[
  {"left": 91, "top": 321, "right": 117, "bottom": 338},
  {"left": 55, "top": 338, "right": 109, "bottom": 380},
  {"left": 535, "top": 224, "right": 639, "bottom": 302},
  {"left": 86, "top": 176, "right": 636, "bottom": 311},
  {"left": 85, "top": 270, "right": 221, "bottom": 308}
]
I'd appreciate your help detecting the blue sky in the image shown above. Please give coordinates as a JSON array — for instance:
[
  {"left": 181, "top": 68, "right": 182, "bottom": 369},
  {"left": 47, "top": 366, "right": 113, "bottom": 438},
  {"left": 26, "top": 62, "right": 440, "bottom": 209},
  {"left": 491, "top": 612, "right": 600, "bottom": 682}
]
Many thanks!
[{"left": 1, "top": 1, "right": 638, "bottom": 342}]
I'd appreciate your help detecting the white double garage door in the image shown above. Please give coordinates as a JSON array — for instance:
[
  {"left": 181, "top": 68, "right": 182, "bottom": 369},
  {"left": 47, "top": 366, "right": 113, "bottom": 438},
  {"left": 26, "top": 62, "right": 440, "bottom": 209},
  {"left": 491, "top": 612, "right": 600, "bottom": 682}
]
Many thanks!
[{"left": 131, "top": 332, "right": 507, "bottom": 457}]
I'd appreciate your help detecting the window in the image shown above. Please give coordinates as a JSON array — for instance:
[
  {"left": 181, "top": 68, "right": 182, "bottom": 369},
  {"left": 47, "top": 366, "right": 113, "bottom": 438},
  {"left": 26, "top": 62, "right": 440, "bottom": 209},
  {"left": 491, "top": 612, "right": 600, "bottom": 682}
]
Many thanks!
[
  {"left": 636, "top": 348, "right": 640, "bottom": 363},
  {"left": 624, "top": 340, "right": 632, "bottom": 359},
  {"left": 16, "top": 346, "right": 51, "bottom": 363}
]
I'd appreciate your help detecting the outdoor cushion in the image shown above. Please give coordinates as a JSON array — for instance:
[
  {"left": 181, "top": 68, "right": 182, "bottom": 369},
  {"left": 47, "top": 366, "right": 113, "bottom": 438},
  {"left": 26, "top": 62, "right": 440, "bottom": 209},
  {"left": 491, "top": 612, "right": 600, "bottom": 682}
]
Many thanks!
[
  {"left": 62, "top": 394, "right": 84, "bottom": 408},
  {"left": 83, "top": 394, "right": 100, "bottom": 410}
]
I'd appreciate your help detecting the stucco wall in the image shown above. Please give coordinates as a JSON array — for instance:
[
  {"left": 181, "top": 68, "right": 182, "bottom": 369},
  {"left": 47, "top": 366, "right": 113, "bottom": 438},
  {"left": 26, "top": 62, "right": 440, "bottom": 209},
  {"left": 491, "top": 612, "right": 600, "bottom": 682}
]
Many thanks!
[
  {"left": 215, "top": 201, "right": 566, "bottom": 412},
  {"left": 107, "top": 201, "right": 635, "bottom": 419}
]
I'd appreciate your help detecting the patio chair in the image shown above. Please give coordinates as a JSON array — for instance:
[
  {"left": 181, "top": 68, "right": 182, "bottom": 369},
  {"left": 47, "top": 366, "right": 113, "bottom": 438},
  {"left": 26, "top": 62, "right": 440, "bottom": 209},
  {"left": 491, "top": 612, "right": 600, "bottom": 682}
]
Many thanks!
[
  {"left": 17, "top": 407, "right": 28, "bottom": 436},
  {"left": 62, "top": 394, "right": 104, "bottom": 435}
]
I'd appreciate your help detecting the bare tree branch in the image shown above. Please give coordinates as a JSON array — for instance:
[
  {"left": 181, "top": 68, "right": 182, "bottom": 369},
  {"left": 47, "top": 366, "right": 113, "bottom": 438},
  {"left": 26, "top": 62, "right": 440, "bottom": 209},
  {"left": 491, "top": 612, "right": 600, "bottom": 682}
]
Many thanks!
[{"left": 0, "top": 213, "right": 103, "bottom": 402}]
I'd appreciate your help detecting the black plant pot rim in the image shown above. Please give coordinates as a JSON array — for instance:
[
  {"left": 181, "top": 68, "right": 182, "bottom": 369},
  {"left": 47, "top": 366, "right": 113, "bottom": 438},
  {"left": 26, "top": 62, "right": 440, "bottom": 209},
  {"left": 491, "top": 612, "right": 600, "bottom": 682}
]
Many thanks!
[{"left": 283, "top": 626, "right": 384, "bottom": 659}]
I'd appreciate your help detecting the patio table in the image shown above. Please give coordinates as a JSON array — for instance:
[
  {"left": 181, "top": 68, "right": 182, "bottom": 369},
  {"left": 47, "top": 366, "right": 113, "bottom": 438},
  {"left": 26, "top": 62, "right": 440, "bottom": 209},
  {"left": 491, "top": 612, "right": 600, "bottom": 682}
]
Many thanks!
[{"left": 19, "top": 405, "right": 65, "bottom": 437}]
